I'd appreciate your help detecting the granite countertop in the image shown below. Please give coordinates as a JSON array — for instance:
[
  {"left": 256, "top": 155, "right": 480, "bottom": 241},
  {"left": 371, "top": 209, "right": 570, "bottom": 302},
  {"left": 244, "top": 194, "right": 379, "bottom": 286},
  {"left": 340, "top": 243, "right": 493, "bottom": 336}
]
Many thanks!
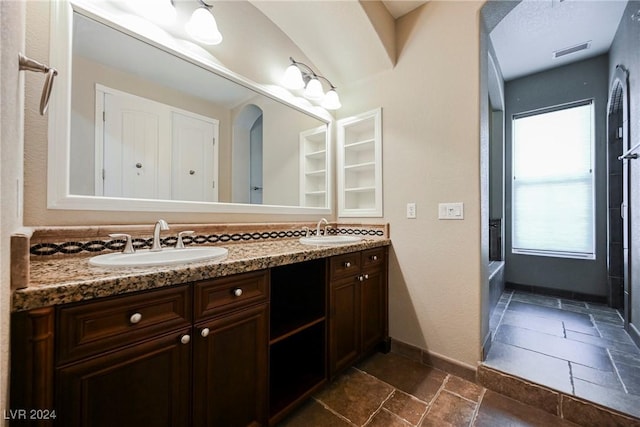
[{"left": 13, "top": 238, "right": 391, "bottom": 312}]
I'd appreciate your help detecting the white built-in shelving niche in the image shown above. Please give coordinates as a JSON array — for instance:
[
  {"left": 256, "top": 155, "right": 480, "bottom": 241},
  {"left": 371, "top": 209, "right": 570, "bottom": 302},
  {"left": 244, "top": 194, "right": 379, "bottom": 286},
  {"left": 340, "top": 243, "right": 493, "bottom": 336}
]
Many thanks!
[
  {"left": 337, "top": 108, "right": 382, "bottom": 217},
  {"left": 299, "top": 125, "right": 329, "bottom": 208}
]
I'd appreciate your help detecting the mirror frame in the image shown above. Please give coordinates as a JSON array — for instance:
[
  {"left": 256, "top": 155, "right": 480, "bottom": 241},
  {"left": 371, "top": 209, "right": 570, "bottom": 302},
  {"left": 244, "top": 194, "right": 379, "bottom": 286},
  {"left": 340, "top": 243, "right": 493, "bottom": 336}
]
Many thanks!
[{"left": 48, "top": 0, "right": 333, "bottom": 214}]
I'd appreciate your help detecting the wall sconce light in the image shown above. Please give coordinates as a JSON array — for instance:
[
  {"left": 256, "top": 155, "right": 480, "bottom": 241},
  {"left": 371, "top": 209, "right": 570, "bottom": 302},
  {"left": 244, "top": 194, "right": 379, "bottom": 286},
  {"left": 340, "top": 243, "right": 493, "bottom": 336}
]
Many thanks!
[
  {"left": 185, "top": 0, "right": 223, "bottom": 45},
  {"left": 283, "top": 57, "right": 341, "bottom": 110}
]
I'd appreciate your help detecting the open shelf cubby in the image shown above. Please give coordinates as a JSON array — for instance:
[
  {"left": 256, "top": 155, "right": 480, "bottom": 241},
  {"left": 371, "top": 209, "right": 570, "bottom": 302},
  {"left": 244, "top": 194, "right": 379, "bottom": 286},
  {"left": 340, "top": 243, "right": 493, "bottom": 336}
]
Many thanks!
[
  {"left": 269, "top": 259, "right": 326, "bottom": 341},
  {"left": 269, "top": 321, "right": 326, "bottom": 419}
]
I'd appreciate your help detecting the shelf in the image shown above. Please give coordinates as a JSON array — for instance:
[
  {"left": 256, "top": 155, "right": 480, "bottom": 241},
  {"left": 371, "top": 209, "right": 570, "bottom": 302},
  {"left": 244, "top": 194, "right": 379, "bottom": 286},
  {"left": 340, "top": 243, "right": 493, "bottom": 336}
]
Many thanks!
[
  {"left": 344, "top": 186, "right": 376, "bottom": 193},
  {"left": 305, "top": 150, "right": 326, "bottom": 160},
  {"left": 300, "top": 126, "right": 328, "bottom": 209},
  {"left": 344, "top": 162, "right": 375, "bottom": 172},
  {"left": 270, "top": 259, "right": 326, "bottom": 339},
  {"left": 337, "top": 107, "right": 382, "bottom": 217},
  {"left": 344, "top": 139, "right": 375, "bottom": 150},
  {"left": 270, "top": 317, "right": 325, "bottom": 345},
  {"left": 269, "top": 322, "right": 326, "bottom": 418}
]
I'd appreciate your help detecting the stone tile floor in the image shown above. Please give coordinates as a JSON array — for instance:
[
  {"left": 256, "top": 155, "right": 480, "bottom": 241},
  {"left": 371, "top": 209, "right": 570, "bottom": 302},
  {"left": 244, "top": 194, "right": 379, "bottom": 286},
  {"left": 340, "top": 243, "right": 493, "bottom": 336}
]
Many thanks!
[
  {"left": 486, "top": 289, "right": 640, "bottom": 418},
  {"left": 278, "top": 352, "right": 578, "bottom": 426}
]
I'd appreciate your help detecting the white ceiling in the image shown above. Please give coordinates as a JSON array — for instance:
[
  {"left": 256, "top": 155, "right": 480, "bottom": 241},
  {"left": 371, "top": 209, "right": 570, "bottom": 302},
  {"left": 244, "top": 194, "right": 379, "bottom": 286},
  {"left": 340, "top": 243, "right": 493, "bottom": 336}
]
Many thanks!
[
  {"left": 490, "top": 0, "right": 628, "bottom": 81},
  {"left": 251, "top": 1, "right": 397, "bottom": 88}
]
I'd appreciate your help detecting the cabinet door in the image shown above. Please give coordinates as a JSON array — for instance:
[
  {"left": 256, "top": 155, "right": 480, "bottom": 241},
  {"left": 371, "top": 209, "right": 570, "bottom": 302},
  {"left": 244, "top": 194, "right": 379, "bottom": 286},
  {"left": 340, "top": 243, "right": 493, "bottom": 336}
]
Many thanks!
[
  {"left": 56, "top": 330, "right": 191, "bottom": 427},
  {"left": 193, "top": 304, "right": 268, "bottom": 427},
  {"left": 361, "top": 266, "right": 386, "bottom": 353},
  {"left": 329, "top": 276, "right": 360, "bottom": 376}
]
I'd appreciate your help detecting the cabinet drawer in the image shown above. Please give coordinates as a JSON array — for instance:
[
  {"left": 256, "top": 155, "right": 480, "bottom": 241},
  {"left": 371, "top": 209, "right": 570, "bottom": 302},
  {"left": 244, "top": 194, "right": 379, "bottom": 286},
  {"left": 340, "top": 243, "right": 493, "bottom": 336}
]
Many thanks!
[
  {"left": 194, "top": 270, "right": 269, "bottom": 321},
  {"left": 57, "top": 285, "right": 191, "bottom": 364},
  {"left": 362, "top": 248, "right": 385, "bottom": 270},
  {"left": 330, "top": 252, "right": 361, "bottom": 280}
]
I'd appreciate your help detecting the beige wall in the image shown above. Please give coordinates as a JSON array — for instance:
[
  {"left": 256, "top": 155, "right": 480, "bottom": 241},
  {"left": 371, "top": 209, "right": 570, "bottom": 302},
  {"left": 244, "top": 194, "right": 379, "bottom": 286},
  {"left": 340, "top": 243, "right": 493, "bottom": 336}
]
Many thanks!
[
  {"left": 339, "top": 1, "right": 484, "bottom": 367},
  {"left": 1, "top": 0, "right": 26, "bottom": 419},
  {"left": 20, "top": 0, "right": 487, "bottom": 369}
]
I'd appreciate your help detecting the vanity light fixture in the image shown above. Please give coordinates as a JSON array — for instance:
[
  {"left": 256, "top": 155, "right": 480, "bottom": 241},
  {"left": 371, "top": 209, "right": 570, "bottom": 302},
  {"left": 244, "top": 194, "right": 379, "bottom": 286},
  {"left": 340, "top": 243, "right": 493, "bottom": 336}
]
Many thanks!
[
  {"left": 283, "top": 57, "right": 341, "bottom": 110},
  {"left": 185, "top": 0, "right": 223, "bottom": 45}
]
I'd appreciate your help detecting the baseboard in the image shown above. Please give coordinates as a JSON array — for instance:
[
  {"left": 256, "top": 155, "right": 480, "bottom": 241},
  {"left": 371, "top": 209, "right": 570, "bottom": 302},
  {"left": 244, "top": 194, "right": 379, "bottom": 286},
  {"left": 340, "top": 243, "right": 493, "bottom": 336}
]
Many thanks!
[
  {"left": 629, "top": 322, "right": 640, "bottom": 349},
  {"left": 481, "top": 330, "right": 492, "bottom": 361},
  {"left": 390, "top": 338, "right": 477, "bottom": 383},
  {"left": 506, "top": 281, "right": 607, "bottom": 304}
]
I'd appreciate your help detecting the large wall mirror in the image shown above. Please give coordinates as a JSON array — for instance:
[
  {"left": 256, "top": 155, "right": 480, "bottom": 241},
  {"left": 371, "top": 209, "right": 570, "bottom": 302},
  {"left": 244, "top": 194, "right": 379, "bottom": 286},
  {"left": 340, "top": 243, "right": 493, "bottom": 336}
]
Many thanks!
[{"left": 48, "top": 0, "right": 332, "bottom": 214}]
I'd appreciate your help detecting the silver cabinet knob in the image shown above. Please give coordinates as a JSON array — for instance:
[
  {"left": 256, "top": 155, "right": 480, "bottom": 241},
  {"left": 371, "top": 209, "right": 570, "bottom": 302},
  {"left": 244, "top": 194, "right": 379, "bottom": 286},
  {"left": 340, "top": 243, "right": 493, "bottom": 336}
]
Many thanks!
[
  {"left": 233, "top": 288, "right": 243, "bottom": 297},
  {"left": 129, "top": 313, "right": 142, "bottom": 324},
  {"left": 371, "top": 255, "right": 378, "bottom": 261},
  {"left": 345, "top": 262, "right": 351, "bottom": 268},
  {"left": 363, "top": 274, "right": 369, "bottom": 280},
  {"left": 180, "top": 335, "right": 191, "bottom": 345},
  {"left": 201, "top": 328, "right": 210, "bottom": 338},
  {"left": 358, "top": 275, "right": 364, "bottom": 282}
]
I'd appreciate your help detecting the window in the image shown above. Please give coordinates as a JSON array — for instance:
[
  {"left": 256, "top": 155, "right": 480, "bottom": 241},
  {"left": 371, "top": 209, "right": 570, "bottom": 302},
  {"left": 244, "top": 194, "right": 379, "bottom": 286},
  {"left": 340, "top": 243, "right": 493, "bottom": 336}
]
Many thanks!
[{"left": 512, "top": 101, "right": 595, "bottom": 259}]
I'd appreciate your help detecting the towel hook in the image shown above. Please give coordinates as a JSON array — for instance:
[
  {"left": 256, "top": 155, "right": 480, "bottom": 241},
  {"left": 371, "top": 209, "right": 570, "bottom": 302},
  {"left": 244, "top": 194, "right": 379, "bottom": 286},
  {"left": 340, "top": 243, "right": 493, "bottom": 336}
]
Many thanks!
[{"left": 18, "top": 53, "right": 58, "bottom": 115}]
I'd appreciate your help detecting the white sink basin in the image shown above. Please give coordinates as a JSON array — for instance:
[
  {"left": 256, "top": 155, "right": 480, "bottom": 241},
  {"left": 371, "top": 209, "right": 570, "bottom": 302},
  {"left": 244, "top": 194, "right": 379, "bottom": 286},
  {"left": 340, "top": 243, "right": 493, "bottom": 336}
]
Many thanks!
[
  {"left": 89, "top": 247, "right": 228, "bottom": 267},
  {"left": 299, "top": 236, "right": 362, "bottom": 246}
]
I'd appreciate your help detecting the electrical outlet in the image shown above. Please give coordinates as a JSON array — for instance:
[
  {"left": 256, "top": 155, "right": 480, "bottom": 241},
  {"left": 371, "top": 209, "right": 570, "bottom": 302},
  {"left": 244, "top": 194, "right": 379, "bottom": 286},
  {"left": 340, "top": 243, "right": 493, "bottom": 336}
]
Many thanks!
[{"left": 406, "top": 203, "right": 417, "bottom": 219}]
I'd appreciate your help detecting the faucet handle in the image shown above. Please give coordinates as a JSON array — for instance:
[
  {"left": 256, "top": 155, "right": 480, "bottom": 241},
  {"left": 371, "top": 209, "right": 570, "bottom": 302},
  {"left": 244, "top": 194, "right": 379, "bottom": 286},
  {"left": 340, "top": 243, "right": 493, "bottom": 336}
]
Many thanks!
[
  {"left": 324, "top": 225, "right": 332, "bottom": 236},
  {"left": 109, "top": 233, "right": 135, "bottom": 254},
  {"left": 176, "top": 231, "right": 194, "bottom": 249},
  {"left": 302, "top": 226, "right": 310, "bottom": 238}
]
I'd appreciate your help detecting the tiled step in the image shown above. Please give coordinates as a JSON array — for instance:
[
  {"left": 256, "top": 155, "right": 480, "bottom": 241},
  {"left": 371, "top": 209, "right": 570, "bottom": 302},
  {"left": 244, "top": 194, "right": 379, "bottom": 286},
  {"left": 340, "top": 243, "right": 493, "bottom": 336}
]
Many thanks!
[{"left": 477, "top": 364, "right": 640, "bottom": 427}]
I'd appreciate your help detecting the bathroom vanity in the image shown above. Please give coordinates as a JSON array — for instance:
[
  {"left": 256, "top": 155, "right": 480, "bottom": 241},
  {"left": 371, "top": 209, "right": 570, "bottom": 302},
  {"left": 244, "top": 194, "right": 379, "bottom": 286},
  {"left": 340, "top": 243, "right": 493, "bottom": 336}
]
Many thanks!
[{"left": 11, "top": 236, "right": 389, "bottom": 426}]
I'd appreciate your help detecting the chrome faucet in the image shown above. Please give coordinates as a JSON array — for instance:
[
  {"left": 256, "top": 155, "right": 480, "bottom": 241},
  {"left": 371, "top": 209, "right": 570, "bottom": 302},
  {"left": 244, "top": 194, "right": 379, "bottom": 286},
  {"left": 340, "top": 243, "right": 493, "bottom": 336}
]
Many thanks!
[
  {"left": 151, "top": 219, "right": 169, "bottom": 251},
  {"left": 316, "top": 218, "right": 329, "bottom": 237}
]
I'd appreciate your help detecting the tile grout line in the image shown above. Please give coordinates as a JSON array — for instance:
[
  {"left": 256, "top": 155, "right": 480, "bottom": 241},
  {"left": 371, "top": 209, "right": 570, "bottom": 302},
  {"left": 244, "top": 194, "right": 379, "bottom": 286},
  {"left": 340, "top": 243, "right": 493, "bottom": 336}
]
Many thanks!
[
  {"left": 468, "top": 387, "right": 486, "bottom": 427},
  {"left": 360, "top": 388, "right": 396, "bottom": 427},
  {"left": 312, "top": 396, "right": 359, "bottom": 427},
  {"left": 415, "top": 374, "right": 450, "bottom": 426},
  {"left": 606, "top": 347, "right": 629, "bottom": 394},
  {"left": 567, "top": 360, "right": 576, "bottom": 395},
  {"left": 374, "top": 408, "right": 416, "bottom": 427},
  {"left": 352, "top": 366, "right": 435, "bottom": 406}
]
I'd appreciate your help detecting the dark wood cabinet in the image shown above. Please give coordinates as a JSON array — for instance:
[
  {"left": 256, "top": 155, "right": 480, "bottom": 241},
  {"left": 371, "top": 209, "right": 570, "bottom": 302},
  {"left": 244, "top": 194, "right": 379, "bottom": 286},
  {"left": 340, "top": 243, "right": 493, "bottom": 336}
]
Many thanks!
[
  {"left": 329, "top": 247, "right": 388, "bottom": 377},
  {"left": 193, "top": 303, "right": 268, "bottom": 426},
  {"left": 56, "top": 329, "right": 192, "bottom": 427},
  {"left": 11, "top": 247, "right": 388, "bottom": 427},
  {"left": 192, "top": 270, "right": 269, "bottom": 426},
  {"left": 41, "top": 272, "right": 268, "bottom": 427}
]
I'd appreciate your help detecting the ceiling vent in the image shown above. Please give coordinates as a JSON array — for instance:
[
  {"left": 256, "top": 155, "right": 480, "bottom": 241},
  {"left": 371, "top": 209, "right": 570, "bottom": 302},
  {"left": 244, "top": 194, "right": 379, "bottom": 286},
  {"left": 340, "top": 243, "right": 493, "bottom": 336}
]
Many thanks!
[{"left": 553, "top": 41, "right": 592, "bottom": 59}]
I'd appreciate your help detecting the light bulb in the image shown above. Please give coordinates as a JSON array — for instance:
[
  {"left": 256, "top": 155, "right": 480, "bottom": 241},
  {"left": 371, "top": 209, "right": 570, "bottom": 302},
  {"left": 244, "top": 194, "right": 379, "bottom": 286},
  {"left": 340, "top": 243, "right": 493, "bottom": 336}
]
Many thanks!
[
  {"left": 321, "top": 89, "right": 342, "bottom": 110},
  {"left": 186, "top": 7, "right": 223, "bottom": 45},
  {"left": 283, "top": 64, "right": 305, "bottom": 89},
  {"left": 304, "top": 77, "right": 324, "bottom": 101}
]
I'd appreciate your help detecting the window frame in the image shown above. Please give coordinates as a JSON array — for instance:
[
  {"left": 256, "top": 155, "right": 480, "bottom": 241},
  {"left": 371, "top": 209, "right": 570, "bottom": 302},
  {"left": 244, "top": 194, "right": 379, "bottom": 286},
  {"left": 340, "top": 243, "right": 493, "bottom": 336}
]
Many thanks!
[{"left": 510, "top": 99, "right": 596, "bottom": 260}]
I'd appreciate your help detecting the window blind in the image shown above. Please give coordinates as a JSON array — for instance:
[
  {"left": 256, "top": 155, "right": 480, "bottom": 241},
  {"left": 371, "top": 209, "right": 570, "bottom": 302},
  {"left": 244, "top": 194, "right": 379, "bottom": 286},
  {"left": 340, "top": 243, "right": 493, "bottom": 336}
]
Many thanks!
[{"left": 512, "top": 101, "right": 595, "bottom": 259}]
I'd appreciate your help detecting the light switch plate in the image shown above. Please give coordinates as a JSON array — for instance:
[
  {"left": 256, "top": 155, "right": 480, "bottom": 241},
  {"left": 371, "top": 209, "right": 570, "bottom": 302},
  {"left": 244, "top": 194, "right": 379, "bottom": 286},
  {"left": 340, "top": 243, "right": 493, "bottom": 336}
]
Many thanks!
[{"left": 438, "top": 202, "right": 464, "bottom": 220}]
